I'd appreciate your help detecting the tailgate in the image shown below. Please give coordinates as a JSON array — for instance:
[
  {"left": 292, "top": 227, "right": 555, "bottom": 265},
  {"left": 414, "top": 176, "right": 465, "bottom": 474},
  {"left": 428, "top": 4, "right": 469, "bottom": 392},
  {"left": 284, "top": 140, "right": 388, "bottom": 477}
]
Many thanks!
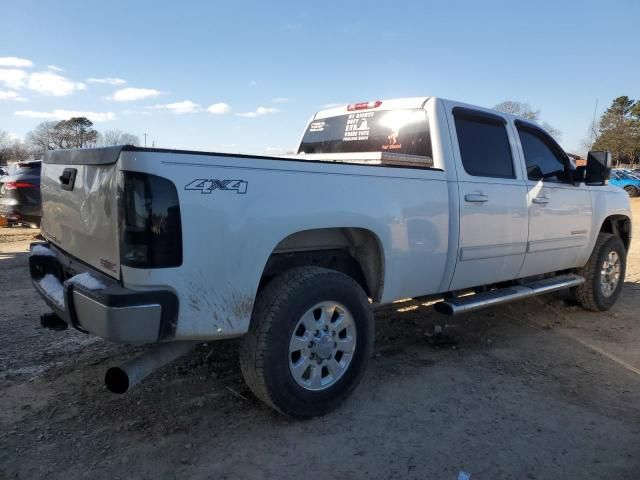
[{"left": 41, "top": 147, "right": 122, "bottom": 278}]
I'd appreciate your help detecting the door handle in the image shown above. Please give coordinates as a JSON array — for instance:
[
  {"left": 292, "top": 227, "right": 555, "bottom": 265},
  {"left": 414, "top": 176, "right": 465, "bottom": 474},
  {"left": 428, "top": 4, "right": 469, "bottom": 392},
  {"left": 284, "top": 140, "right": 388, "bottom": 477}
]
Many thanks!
[
  {"left": 464, "top": 194, "right": 488, "bottom": 203},
  {"left": 532, "top": 196, "right": 550, "bottom": 205}
]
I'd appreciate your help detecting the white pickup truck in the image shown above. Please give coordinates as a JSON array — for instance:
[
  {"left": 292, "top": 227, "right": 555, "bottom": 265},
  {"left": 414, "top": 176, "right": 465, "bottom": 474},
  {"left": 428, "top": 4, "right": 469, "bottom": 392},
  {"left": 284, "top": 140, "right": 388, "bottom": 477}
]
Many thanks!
[{"left": 30, "top": 97, "right": 631, "bottom": 417}]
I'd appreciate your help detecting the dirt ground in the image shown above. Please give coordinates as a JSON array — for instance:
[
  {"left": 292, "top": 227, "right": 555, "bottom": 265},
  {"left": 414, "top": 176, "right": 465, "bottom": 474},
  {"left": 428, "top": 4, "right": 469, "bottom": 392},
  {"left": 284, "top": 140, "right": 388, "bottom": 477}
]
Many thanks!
[{"left": 1, "top": 204, "right": 639, "bottom": 480}]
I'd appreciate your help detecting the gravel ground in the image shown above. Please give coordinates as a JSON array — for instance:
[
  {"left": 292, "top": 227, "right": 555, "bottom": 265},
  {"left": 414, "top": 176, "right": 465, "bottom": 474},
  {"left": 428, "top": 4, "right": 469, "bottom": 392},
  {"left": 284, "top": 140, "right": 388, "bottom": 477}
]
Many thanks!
[{"left": 1, "top": 201, "right": 639, "bottom": 480}]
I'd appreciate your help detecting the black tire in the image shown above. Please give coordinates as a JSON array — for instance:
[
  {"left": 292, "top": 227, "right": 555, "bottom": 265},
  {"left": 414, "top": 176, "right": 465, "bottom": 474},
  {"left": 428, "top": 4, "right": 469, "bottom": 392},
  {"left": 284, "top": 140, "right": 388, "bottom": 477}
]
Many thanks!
[
  {"left": 623, "top": 185, "right": 637, "bottom": 197},
  {"left": 239, "top": 266, "right": 374, "bottom": 417},
  {"left": 572, "top": 233, "right": 626, "bottom": 311}
]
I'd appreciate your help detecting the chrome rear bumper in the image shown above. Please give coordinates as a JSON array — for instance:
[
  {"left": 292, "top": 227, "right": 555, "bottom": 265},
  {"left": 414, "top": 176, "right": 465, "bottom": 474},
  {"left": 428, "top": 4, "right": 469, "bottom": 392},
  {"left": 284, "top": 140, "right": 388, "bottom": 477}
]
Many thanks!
[{"left": 30, "top": 242, "right": 178, "bottom": 344}]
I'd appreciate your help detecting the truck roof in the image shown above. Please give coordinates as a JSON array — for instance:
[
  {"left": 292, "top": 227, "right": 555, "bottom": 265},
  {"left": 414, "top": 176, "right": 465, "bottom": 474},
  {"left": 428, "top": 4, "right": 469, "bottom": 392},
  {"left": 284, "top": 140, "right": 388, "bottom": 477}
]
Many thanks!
[{"left": 313, "top": 97, "right": 430, "bottom": 120}]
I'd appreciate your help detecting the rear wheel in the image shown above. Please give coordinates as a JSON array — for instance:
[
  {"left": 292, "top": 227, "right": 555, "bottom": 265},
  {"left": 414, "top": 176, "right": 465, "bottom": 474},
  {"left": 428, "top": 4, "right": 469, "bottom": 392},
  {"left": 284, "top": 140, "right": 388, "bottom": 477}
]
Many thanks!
[
  {"left": 623, "top": 185, "right": 637, "bottom": 197},
  {"left": 572, "top": 233, "right": 626, "bottom": 311},
  {"left": 239, "top": 266, "right": 374, "bottom": 417}
]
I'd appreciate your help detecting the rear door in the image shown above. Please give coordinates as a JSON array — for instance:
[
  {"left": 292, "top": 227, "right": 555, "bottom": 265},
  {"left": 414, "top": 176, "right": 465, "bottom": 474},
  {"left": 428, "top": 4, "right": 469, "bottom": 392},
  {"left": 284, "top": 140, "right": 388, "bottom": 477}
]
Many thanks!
[
  {"left": 40, "top": 148, "right": 122, "bottom": 277},
  {"left": 513, "top": 121, "right": 592, "bottom": 277},
  {"left": 445, "top": 104, "right": 529, "bottom": 290}
]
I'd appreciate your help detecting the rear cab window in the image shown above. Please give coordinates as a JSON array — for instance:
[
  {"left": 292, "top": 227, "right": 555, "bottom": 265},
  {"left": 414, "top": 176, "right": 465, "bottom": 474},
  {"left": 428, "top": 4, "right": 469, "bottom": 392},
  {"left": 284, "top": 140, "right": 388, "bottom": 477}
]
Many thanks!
[{"left": 298, "top": 109, "right": 433, "bottom": 167}]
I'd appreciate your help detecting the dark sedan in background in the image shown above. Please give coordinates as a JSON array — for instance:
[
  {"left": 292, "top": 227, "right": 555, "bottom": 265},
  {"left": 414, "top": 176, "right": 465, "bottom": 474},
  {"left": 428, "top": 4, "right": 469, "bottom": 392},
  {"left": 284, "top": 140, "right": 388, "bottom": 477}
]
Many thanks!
[{"left": 0, "top": 160, "right": 42, "bottom": 227}]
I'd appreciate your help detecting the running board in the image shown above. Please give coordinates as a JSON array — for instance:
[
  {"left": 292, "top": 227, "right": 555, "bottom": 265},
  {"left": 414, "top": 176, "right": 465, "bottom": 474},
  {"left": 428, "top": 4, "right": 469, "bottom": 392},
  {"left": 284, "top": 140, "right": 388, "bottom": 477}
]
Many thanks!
[{"left": 434, "top": 274, "right": 585, "bottom": 316}]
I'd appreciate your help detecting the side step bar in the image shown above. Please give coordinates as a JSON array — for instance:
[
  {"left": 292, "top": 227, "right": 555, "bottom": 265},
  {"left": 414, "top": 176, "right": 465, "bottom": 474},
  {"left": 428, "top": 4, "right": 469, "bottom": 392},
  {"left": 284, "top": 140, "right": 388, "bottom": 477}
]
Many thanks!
[{"left": 434, "top": 274, "right": 585, "bottom": 316}]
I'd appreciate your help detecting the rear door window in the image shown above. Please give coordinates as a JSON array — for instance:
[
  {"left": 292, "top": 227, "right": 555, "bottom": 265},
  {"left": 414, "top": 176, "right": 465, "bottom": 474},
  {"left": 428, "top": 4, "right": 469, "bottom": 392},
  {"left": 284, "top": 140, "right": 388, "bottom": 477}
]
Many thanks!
[
  {"left": 453, "top": 109, "right": 515, "bottom": 179},
  {"left": 298, "top": 109, "right": 432, "bottom": 160}
]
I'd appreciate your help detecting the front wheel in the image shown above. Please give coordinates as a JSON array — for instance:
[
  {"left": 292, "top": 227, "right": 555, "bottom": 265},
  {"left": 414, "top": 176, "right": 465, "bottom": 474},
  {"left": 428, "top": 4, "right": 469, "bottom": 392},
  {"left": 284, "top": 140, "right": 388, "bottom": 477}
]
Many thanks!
[
  {"left": 572, "top": 233, "right": 626, "bottom": 311},
  {"left": 623, "top": 185, "right": 637, "bottom": 197},
  {"left": 239, "top": 266, "right": 374, "bottom": 417}
]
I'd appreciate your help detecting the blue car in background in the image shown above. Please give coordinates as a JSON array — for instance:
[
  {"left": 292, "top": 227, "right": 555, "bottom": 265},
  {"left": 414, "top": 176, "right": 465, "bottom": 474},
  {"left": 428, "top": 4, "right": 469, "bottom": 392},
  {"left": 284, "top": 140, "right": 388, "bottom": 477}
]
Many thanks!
[{"left": 609, "top": 169, "right": 640, "bottom": 197}]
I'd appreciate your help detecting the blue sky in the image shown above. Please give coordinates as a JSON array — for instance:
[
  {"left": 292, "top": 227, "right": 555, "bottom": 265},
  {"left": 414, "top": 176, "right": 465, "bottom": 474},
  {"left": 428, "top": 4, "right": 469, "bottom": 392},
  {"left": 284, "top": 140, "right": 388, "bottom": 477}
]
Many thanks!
[{"left": 1, "top": 0, "right": 638, "bottom": 155}]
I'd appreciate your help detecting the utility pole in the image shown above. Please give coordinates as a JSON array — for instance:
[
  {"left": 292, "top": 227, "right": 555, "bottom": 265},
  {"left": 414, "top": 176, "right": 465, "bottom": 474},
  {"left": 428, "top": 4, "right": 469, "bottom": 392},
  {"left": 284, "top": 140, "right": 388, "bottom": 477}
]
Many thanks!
[{"left": 143, "top": 133, "right": 148, "bottom": 148}]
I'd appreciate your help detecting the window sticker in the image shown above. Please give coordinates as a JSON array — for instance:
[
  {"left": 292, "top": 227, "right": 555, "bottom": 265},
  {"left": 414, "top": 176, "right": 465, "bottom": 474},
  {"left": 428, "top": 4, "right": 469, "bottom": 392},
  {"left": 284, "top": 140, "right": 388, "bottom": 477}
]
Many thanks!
[{"left": 299, "top": 109, "right": 432, "bottom": 159}]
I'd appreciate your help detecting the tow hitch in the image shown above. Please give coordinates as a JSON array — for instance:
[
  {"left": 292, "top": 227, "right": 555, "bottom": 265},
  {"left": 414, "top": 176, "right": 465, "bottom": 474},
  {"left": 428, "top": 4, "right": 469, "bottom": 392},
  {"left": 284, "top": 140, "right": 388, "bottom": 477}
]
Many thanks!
[{"left": 40, "top": 312, "right": 68, "bottom": 331}]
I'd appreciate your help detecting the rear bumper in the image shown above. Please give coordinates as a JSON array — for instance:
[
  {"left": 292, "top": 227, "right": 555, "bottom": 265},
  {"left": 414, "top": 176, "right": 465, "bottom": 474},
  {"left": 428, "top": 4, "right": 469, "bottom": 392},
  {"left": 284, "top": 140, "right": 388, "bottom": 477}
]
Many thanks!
[{"left": 29, "top": 242, "right": 178, "bottom": 344}]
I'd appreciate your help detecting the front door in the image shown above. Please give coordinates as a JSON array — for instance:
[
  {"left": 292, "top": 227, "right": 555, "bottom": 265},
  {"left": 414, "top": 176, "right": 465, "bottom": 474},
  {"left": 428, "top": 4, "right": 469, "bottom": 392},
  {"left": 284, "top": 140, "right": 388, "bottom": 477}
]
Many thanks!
[
  {"left": 446, "top": 105, "right": 529, "bottom": 290},
  {"left": 513, "top": 121, "right": 592, "bottom": 277}
]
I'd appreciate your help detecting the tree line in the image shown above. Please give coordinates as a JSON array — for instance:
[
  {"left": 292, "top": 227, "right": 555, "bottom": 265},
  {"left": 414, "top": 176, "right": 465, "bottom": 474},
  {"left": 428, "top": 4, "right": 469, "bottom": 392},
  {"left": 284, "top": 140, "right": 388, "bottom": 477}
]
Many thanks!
[
  {"left": 495, "top": 97, "right": 640, "bottom": 165},
  {"left": 3, "top": 99, "right": 638, "bottom": 166},
  {"left": 0, "top": 117, "right": 139, "bottom": 164}
]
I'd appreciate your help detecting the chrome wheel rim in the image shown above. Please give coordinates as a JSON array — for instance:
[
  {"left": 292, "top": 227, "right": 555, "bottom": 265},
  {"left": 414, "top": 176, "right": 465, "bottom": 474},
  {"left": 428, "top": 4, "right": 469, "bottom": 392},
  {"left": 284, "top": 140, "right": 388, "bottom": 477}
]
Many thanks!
[
  {"left": 600, "top": 250, "right": 621, "bottom": 298},
  {"left": 288, "top": 301, "right": 356, "bottom": 391}
]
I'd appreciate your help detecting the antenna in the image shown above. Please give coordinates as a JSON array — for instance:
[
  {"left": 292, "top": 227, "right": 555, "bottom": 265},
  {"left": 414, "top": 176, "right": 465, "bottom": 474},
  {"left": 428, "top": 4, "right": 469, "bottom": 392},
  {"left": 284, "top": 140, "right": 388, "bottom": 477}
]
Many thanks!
[{"left": 589, "top": 98, "right": 598, "bottom": 149}]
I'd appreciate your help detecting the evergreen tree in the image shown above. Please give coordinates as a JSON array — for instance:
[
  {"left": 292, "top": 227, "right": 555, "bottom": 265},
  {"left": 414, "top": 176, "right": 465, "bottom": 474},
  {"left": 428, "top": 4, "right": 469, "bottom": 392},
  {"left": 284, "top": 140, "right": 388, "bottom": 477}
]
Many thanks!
[{"left": 593, "top": 96, "right": 640, "bottom": 165}]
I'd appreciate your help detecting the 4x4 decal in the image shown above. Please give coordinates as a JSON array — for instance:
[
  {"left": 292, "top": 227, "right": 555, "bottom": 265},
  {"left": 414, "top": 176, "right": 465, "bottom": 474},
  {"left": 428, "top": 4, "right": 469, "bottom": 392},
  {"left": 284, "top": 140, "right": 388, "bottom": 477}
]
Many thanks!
[{"left": 185, "top": 179, "right": 248, "bottom": 195}]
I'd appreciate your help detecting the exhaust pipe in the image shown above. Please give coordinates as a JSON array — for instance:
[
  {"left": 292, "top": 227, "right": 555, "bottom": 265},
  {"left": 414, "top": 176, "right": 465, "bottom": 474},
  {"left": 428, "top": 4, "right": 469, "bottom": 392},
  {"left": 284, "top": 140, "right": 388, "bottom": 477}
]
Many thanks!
[{"left": 105, "top": 341, "right": 196, "bottom": 394}]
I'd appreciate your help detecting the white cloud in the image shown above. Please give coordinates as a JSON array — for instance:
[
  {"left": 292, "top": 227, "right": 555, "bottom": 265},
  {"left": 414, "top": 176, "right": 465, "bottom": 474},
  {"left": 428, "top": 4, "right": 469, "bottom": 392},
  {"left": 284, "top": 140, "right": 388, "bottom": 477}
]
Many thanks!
[
  {"left": 0, "top": 90, "right": 27, "bottom": 101},
  {"left": 0, "top": 69, "right": 28, "bottom": 89},
  {"left": 272, "top": 97, "right": 292, "bottom": 104},
  {"left": 47, "top": 65, "right": 64, "bottom": 72},
  {"left": 207, "top": 102, "right": 231, "bottom": 114},
  {"left": 14, "top": 109, "right": 116, "bottom": 123},
  {"left": 87, "top": 77, "right": 126, "bottom": 86},
  {"left": 111, "top": 87, "right": 163, "bottom": 102},
  {"left": 236, "top": 106, "right": 279, "bottom": 118},
  {"left": 0, "top": 57, "right": 33, "bottom": 68},
  {"left": 7, "top": 132, "right": 19, "bottom": 141},
  {"left": 28, "top": 71, "right": 86, "bottom": 96},
  {"left": 0, "top": 69, "right": 86, "bottom": 96},
  {"left": 321, "top": 102, "right": 345, "bottom": 109},
  {"left": 152, "top": 100, "right": 202, "bottom": 114},
  {"left": 249, "top": 80, "right": 258, "bottom": 87},
  {"left": 148, "top": 100, "right": 232, "bottom": 115}
]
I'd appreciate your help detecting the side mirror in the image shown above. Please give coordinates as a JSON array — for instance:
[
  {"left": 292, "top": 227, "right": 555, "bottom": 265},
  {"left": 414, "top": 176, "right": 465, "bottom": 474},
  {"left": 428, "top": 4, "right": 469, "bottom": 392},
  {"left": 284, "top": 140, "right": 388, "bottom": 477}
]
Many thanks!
[{"left": 585, "top": 150, "right": 612, "bottom": 185}]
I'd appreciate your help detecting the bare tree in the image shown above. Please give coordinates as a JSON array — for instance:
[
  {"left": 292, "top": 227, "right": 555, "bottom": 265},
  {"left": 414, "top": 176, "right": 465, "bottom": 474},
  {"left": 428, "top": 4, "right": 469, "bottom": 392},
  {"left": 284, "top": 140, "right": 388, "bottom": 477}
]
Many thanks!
[
  {"left": 1, "top": 130, "right": 32, "bottom": 164},
  {"left": 26, "top": 121, "right": 62, "bottom": 154},
  {"left": 494, "top": 100, "right": 562, "bottom": 143},
  {"left": 578, "top": 119, "right": 600, "bottom": 156},
  {"left": 494, "top": 101, "right": 540, "bottom": 120},
  {"left": 102, "top": 129, "right": 140, "bottom": 146},
  {"left": 540, "top": 122, "right": 562, "bottom": 143}
]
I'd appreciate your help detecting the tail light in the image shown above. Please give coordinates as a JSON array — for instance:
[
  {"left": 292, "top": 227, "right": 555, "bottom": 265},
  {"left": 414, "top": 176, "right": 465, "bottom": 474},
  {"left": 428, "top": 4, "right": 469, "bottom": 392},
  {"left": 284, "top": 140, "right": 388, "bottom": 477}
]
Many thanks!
[
  {"left": 347, "top": 100, "right": 382, "bottom": 111},
  {"left": 120, "top": 171, "right": 182, "bottom": 268},
  {"left": 5, "top": 181, "right": 38, "bottom": 189}
]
